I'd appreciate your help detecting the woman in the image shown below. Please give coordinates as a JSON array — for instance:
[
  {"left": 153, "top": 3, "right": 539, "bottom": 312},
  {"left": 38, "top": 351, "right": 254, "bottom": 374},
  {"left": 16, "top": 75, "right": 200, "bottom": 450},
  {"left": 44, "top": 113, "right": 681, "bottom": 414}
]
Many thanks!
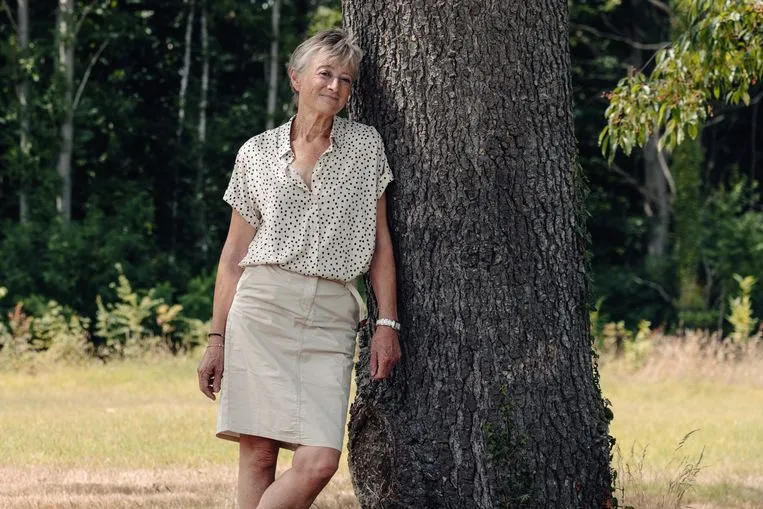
[{"left": 197, "top": 28, "right": 401, "bottom": 509}]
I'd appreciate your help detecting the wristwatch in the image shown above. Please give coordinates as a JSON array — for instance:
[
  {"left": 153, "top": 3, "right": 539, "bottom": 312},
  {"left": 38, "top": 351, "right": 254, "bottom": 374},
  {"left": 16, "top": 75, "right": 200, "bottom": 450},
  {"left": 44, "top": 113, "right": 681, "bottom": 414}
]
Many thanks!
[{"left": 376, "top": 318, "right": 401, "bottom": 332}]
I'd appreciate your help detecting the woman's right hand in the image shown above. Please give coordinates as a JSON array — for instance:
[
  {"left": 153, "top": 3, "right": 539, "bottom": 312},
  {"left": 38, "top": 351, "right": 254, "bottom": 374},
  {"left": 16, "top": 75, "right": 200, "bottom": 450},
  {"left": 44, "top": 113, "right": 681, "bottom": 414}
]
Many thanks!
[{"left": 197, "top": 346, "right": 225, "bottom": 400}]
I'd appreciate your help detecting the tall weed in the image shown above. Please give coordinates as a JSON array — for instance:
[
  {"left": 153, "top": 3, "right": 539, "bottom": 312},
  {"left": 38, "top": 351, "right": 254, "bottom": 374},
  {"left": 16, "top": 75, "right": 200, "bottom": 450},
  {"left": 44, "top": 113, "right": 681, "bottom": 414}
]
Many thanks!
[
  {"left": 727, "top": 274, "right": 759, "bottom": 344},
  {"left": 614, "top": 431, "right": 704, "bottom": 509}
]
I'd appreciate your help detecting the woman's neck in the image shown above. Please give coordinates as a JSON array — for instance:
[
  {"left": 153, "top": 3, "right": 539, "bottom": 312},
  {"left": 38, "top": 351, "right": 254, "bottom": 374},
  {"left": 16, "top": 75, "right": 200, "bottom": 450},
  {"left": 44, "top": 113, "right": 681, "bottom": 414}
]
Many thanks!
[{"left": 292, "top": 110, "right": 333, "bottom": 144}]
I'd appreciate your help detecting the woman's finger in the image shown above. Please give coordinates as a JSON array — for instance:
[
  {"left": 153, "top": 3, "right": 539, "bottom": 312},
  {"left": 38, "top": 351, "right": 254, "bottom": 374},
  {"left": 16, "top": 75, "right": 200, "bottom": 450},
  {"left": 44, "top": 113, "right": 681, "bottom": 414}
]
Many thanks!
[
  {"left": 212, "top": 366, "right": 223, "bottom": 393},
  {"left": 199, "top": 371, "right": 214, "bottom": 400}
]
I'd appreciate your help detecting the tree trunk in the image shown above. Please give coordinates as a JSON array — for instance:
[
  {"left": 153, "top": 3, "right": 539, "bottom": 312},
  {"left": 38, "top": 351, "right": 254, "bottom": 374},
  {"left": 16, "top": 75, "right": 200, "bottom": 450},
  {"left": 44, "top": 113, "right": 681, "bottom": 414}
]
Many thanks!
[
  {"left": 17, "top": 0, "right": 30, "bottom": 224},
  {"left": 343, "top": 1, "right": 613, "bottom": 507},
  {"left": 56, "top": 0, "right": 75, "bottom": 222},
  {"left": 177, "top": 0, "right": 195, "bottom": 138},
  {"left": 196, "top": 0, "right": 209, "bottom": 254},
  {"left": 644, "top": 134, "right": 671, "bottom": 257},
  {"left": 265, "top": 0, "right": 281, "bottom": 130},
  {"left": 172, "top": 0, "right": 195, "bottom": 258}
]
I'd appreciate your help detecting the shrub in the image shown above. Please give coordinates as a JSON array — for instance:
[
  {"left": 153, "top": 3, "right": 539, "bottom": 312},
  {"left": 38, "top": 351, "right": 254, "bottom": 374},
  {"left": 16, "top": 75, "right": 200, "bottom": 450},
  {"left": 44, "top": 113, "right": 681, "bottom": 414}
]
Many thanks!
[
  {"left": 0, "top": 303, "right": 38, "bottom": 369},
  {"left": 94, "top": 264, "right": 166, "bottom": 359},
  {"left": 727, "top": 274, "right": 758, "bottom": 344},
  {"left": 34, "top": 301, "right": 92, "bottom": 364}
]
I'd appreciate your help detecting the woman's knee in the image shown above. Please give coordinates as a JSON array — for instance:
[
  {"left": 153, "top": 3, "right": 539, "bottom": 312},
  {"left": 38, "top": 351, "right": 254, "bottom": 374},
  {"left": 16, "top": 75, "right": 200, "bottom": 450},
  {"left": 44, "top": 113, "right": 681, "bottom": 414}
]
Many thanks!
[
  {"left": 294, "top": 447, "right": 339, "bottom": 484},
  {"left": 239, "top": 435, "right": 279, "bottom": 472}
]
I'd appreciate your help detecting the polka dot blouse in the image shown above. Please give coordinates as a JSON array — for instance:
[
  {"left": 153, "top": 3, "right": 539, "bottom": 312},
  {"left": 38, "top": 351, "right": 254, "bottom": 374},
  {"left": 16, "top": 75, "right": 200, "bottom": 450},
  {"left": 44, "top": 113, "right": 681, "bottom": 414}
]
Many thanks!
[{"left": 223, "top": 115, "right": 394, "bottom": 283}]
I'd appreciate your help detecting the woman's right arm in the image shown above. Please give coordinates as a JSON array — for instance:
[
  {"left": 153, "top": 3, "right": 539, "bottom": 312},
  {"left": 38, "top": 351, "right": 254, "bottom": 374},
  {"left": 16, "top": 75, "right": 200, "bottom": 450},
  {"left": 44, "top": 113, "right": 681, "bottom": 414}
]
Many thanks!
[{"left": 197, "top": 210, "right": 256, "bottom": 400}]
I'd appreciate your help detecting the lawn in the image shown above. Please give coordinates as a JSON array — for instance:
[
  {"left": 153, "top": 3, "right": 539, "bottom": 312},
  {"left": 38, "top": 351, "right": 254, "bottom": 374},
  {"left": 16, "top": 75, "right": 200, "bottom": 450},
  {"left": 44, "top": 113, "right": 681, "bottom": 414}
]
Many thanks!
[{"left": 1, "top": 345, "right": 761, "bottom": 508}]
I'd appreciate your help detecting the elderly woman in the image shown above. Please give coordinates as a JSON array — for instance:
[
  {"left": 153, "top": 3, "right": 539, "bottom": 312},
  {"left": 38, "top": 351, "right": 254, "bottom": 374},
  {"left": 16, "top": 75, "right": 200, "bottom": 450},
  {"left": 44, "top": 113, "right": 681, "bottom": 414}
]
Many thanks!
[{"left": 196, "top": 29, "right": 401, "bottom": 508}]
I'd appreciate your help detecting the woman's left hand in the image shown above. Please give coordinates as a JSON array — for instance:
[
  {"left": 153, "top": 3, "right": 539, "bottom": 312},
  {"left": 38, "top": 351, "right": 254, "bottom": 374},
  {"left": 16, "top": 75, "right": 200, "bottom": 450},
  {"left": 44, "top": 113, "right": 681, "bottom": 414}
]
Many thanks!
[{"left": 370, "top": 326, "right": 401, "bottom": 380}]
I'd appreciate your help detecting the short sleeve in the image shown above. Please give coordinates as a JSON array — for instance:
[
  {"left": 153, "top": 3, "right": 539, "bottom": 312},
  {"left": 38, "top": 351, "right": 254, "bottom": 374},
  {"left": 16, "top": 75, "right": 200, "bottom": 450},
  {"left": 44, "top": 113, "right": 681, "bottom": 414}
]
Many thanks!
[
  {"left": 223, "top": 145, "right": 261, "bottom": 229},
  {"left": 374, "top": 130, "right": 394, "bottom": 199}
]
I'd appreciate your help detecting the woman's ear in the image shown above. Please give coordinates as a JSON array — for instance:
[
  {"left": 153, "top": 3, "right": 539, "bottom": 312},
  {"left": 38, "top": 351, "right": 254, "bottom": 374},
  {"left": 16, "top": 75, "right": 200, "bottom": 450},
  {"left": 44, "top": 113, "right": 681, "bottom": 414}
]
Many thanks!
[{"left": 288, "top": 68, "right": 300, "bottom": 93}]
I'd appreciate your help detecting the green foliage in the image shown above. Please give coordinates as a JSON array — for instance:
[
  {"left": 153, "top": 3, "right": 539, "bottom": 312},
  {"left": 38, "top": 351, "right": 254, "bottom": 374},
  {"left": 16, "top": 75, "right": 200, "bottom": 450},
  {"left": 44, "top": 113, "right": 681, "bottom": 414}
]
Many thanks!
[
  {"left": 600, "top": 0, "right": 763, "bottom": 159},
  {"left": 0, "top": 303, "right": 38, "bottom": 369},
  {"left": 307, "top": 6, "right": 342, "bottom": 35},
  {"left": 92, "top": 264, "right": 208, "bottom": 358},
  {"left": 485, "top": 386, "right": 533, "bottom": 508},
  {"left": 177, "top": 269, "right": 216, "bottom": 320},
  {"left": 727, "top": 274, "right": 758, "bottom": 343},
  {"left": 34, "top": 301, "right": 91, "bottom": 364},
  {"left": 672, "top": 137, "right": 707, "bottom": 325},
  {"left": 95, "top": 263, "right": 166, "bottom": 358},
  {"left": 698, "top": 176, "right": 763, "bottom": 315},
  {"left": 589, "top": 295, "right": 607, "bottom": 340},
  {"left": 595, "top": 319, "right": 653, "bottom": 369}
]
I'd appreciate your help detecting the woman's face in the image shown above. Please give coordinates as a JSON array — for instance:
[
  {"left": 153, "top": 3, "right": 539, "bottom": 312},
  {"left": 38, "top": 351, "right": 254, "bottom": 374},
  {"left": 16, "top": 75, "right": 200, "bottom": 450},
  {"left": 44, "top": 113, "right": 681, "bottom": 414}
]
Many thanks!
[{"left": 291, "top": 54, "right": 354, "bottom": 116}]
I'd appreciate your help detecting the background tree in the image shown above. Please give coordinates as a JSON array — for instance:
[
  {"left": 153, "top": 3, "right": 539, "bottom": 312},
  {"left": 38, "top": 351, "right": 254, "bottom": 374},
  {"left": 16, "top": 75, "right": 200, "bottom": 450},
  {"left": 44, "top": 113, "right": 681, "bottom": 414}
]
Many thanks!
[{"left": 343, "top": 1, "right": 613, "bottom": 507}]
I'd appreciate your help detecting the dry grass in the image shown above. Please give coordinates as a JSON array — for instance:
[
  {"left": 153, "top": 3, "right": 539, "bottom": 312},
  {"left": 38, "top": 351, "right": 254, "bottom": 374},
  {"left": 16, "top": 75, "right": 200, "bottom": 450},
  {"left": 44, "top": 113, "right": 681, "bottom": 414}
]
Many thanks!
[
  {"left": 0, "top": 353, "right": 359, "bottom": 509},
  {"left": 601, "top": 332, "right": 763, "bottom": 509},
  {"left": 0, "top": 466, "right": 357, "bottom": 508},
  {"left": 1, "top": 333, "right": 762, "bottom": 508}
]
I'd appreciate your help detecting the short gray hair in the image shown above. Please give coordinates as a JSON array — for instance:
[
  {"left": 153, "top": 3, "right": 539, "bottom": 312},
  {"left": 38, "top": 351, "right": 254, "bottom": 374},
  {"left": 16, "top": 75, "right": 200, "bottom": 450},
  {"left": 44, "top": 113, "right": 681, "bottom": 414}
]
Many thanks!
[{"left": 287, "top": 28, "right": 364, "bottom": 80}]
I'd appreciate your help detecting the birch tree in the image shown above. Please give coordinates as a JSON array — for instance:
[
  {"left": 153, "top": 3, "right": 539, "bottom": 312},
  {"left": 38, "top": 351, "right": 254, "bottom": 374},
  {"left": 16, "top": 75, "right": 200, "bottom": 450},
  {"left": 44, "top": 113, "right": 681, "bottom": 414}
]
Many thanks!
[
  {"left": 17, "top": 0, "right": 30, "bottom": 224},
  {"left": 56, "top": 0, "right": 74, "bottom": 221},
  {"left": 196, "top": 0, "right": 209, "bottom": 253}
]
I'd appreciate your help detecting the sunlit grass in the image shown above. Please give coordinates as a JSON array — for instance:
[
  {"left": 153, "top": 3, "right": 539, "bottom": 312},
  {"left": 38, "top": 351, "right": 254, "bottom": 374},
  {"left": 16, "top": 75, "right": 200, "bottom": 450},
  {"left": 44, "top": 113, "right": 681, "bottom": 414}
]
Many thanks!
[
  {"left": 600, "top": 342, "right": 763, "bottom": 509},
  {"left": 0, "top": 352, "right": 357, "bottom": 508},
  {"left": 2, "top": 340, "right": 762, "bottom": 508}
]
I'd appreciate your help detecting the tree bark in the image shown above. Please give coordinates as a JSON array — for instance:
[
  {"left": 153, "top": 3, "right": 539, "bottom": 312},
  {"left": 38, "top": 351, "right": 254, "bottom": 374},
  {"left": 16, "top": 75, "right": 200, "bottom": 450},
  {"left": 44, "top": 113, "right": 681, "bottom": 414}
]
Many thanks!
[
  {"left": 17, "top": 0, "right": 30, "bottom": 224},
  {"left": 343, "top": 1, "right": 612, "bottom": 507},
  {"left": 265, "top": 0, "right": 281, "bottom": 130},
  {"left": 56, "top": 0, "right": 75, "bottom": 222}
]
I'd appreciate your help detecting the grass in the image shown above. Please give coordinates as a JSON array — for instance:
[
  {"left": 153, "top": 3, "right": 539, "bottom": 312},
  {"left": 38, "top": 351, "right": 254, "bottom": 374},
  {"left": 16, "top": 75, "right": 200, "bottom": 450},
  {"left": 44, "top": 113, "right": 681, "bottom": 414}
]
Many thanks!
[
  {"left": 1, "top": 337, "right": 762, "bottom": 508},
  {"left": 600, "top": 335, "right": 763, "bottom": 509},
  {"left": 0, "top": 354, "right": 357, "bottom": 508}
]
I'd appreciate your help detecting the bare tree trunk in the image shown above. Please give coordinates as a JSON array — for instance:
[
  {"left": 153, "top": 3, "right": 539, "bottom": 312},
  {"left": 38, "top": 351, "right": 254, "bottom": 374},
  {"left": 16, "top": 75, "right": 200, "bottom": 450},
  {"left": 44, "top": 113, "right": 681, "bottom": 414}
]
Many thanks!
[
  {"left": 56, "top": 0, "right": 75, "bottom": 222},
  {"left": 171, "top": 0, "right": 195, "bottom": 257},
  {"left": 265, "top": 0, "right": 281, "bottom": 130},
  {"left": 177, "top": 0, "right": 195, "bottom": 138},
  {"left": 17, "top": 0, "right": 30, "bottom": 224},
  {"left": 196, "top": 0, "right": 209, "bottom": 254},
  {"left": 343, "top": 1, "right": 612, "bottom": 507},
  {"left": 644, "top": 134, "right": 671, "bottom": 257}
]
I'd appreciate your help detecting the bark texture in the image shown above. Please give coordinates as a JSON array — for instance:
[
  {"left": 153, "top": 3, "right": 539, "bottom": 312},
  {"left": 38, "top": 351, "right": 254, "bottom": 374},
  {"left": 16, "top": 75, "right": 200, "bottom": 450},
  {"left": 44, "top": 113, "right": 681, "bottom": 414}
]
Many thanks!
[{"left": 342, "top": 1, "right": 613, "bottom": 507}]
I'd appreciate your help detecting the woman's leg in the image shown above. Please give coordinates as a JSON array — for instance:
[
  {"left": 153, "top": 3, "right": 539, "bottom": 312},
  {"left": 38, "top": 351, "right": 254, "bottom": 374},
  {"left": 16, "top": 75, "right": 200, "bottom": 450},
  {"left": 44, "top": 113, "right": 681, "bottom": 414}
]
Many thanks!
[
  {"left": 255, "top": 445, "right": 340, "bottom": 509},
  {"left": 238, "top": 435, "right": 280, "bottom": 508}
]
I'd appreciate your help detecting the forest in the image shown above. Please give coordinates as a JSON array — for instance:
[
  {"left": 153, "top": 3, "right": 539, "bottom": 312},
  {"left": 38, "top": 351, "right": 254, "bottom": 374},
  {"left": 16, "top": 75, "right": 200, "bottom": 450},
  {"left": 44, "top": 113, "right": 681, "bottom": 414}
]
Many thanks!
[{"left": 0, "top": 0, "right": 761, "bottom": 355}]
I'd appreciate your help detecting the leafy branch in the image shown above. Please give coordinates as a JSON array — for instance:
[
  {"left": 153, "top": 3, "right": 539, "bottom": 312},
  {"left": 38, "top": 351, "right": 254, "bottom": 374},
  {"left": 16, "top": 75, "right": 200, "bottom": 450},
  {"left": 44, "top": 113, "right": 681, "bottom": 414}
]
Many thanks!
[{"left": 600, "top": 0, "right": 763, "bottom": 161}]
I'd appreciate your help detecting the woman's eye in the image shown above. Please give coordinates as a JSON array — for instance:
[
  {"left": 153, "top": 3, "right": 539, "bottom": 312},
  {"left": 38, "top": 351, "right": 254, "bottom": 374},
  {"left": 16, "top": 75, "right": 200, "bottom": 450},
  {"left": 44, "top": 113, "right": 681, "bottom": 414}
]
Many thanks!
[
  {"left": 341, "top": 77, "right": 352, "bottom": 84},
  {"left": 319, "top": 70, "right": 331, "bottom": 77}
]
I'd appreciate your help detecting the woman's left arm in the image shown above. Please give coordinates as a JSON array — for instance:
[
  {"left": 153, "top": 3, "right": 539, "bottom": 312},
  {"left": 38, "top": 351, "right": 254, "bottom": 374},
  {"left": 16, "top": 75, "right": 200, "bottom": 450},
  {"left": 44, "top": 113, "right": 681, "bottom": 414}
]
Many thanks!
[{"left": 368, "top": 191, "right": 402, "bottom": 380}]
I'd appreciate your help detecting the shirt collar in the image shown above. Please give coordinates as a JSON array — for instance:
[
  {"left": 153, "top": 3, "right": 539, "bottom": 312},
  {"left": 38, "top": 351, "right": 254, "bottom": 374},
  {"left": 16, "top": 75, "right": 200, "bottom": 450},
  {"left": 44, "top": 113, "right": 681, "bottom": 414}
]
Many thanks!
[{"left": 277, "top": 115, "right": 347, "bottom": 159}]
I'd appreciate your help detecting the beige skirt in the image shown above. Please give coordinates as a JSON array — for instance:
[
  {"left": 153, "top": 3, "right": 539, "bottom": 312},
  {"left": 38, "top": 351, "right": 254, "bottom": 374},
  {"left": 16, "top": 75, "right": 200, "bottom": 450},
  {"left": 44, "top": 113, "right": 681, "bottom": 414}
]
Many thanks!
[{"left": 216, "top": 264, "right": 360, "bottom": 451}]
